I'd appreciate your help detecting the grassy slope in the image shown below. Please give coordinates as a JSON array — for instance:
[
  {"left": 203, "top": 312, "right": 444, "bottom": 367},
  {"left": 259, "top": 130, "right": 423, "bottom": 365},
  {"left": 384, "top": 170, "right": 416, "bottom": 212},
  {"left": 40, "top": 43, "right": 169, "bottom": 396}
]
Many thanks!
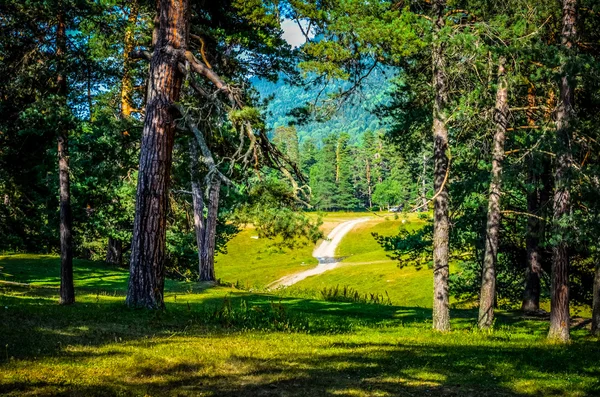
[
  {"left": 287, "top": 214, "right": 435, "bottom": 307},
  {"left": 214, "top": 212, "right": 384, "bottom": 289},
  {"left": 1, "top": 255, "right": 600, "bottom": 396},
  {"left": 214, "top": 227, "right": 318, "bottom": 289}
]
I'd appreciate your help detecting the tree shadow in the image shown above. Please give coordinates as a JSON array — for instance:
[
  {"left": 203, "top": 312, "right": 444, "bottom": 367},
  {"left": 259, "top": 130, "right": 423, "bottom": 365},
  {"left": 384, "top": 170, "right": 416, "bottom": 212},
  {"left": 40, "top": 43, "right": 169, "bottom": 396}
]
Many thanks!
[{"left": 3, "top": 335, "right": 599, "bottom": 396}]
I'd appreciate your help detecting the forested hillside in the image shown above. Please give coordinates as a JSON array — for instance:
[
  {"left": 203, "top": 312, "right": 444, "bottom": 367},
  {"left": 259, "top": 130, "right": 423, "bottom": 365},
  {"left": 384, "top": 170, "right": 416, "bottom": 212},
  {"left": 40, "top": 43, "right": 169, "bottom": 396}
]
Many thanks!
[{"left": 253, "top": 70, "right": 389, "bottom": 143}]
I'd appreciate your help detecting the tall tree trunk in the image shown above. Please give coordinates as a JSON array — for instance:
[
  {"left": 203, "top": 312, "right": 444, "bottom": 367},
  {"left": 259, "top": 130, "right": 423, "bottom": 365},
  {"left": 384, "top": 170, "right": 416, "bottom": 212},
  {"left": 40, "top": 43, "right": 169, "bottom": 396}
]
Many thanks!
[
  {"left": 57, "top": 9, "right": 74, "bottom": 305},
  {"left": 522, "top": 160, "right": 551, "bottom": 312},
  {"left": 106, "top": 237, "right": 123, "bottom": 266},
  {"left": 200, "top": 177, "right": 220, "bottom": 282},
  {"left": 431, "top": 0, "right": 450, "bottom": 332},
  {"left": 522, "top": 86, "right": 553, "bottom": 313},
  {"left": 127, "top": 0, "right": 188, "bottom": 309},
  {"left": 522, "top": 83, "right": 541, "bottom": 312},
  {"left": 478, "top": 57, "right": 508, "bottom": 329},
  {"left": 189, "top": 139, "right": 207, "bottom": 279},
  {"left": 548, "top": 0, "right": 576, "bottom": 342}
]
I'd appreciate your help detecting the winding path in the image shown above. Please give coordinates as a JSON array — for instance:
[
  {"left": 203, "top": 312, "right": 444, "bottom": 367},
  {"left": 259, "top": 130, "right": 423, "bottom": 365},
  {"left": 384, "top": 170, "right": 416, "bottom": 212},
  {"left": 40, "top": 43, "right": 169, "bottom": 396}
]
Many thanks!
[{"left": 268, "top": 217, "right": 371, "bottom": 288}]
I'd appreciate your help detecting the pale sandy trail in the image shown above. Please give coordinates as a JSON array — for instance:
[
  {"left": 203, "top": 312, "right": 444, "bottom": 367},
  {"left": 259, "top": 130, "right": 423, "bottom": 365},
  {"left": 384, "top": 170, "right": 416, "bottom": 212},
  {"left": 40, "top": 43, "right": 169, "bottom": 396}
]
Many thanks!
[{"left": 268, "top": 217, "right": 371, "bottom": 289}]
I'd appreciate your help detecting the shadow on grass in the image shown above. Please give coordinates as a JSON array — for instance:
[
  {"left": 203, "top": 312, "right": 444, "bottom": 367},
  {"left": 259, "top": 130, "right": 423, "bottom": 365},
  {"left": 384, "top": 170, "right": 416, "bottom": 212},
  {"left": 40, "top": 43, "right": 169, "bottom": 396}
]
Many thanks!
[
  {"left": 2, "top": 330, "right": 600, "bottom": 396},
  {"left": 2, "top": 256, "right": 600, "bottom": 396}
]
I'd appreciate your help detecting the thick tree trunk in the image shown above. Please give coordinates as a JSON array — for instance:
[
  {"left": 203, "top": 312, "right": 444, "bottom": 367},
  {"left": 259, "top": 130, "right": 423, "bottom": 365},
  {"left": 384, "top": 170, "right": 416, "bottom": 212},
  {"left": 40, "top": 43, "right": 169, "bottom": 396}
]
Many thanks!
[
  {"left": 127, "top": 0, "right": 188, "bottom": 309},
  {"left": 478, "top": 57, "right": 508, "bottom": 329},
  {"left": 106, "top": 237, "right": 123, "bottom": 266},
  {"left": 57, "top": 10, "right": 74, "bottom": 305},
  {"left": 548, "top": 0, "right": 576, "bottom": 342},
  {"left": 189, "top": 139, "right": 207, "bottom": 279},
  {"left": 431, "top": 0, "right": 450, "bottom": 332},
  {"left": 592, "top": 263, "right": 600, "bottom": 336},
  {"left": 200, "top": 177, "right": 220, "bottom": 282}
]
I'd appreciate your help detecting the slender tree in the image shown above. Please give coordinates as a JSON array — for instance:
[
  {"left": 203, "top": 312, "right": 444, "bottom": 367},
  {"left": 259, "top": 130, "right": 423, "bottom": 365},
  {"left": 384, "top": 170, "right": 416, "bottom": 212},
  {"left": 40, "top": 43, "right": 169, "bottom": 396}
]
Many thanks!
[
  {"left": 189, "top": 139, "right": 207, "bottom": 280},
  {"left": 57, "top": 7, "right": 75, "bottom": 305},
  {"left": 127, "top": 0, "right": 189, "bottom": 309},
  {"left": 431, "top": 0, "right": 451, "bottom": 332},
  {"left": 592, "top": 263, "right": 600, "bottom": 335},
  {"left": 548, "top": 0, "right": 576, "bottom": 342},
  {"left": 478, "top": 57, "right": 508, "bottom": 329},
  {"left": 200, "top": 177, "right": 221, "bottom": 282}
]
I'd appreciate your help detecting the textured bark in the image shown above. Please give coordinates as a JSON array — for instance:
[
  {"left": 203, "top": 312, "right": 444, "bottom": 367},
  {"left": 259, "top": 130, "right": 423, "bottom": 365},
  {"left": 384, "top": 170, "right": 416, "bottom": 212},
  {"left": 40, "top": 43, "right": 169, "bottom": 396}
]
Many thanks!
[
  {"left": 189, "top": 139, "right": 206, "bottom": 279},
  {"left": 431, "top": 0, "right": 450, "bottom": 332},
  {"left": 478, "top": 57, "right": 508, "bottom": 329},
  {"left": 548, "top": 0, "right": 576, "bottom": 342},
  {"left": 57, "top": 10, "right": 74, "bottom": 305},
  {"left": 127, "top": 0, "right": 188, "bottom": 309},
  {"left": 592, "top": 264, "right": 600, "bottom": 335},
  {"left": 106, "top": 237, "right": 123, "bottom": 266},
  {"left": 200, "top": 178, "right": 220, "bottom": 282}
]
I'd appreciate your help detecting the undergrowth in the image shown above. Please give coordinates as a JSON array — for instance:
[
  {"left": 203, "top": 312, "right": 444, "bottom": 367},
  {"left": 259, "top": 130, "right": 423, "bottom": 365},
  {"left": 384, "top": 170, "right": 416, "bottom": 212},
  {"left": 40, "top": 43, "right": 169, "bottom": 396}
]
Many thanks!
[{"left": 320, "top": 285, "right": 393, "bottom": 305}]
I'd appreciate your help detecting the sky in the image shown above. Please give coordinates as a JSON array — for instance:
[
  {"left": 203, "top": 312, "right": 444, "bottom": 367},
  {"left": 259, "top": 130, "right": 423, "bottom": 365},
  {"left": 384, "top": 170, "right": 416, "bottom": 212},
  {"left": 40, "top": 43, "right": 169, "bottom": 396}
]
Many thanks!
[{"left": 281, "top": 19, "right": 310, "bottom": 48}]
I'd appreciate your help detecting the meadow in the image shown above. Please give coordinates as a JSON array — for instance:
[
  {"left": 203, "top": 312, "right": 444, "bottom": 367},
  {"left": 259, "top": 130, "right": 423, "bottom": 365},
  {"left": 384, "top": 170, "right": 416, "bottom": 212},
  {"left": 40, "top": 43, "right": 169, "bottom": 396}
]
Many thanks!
[{"left": 1, "top": 213, "right": 600, "bottom": 396}]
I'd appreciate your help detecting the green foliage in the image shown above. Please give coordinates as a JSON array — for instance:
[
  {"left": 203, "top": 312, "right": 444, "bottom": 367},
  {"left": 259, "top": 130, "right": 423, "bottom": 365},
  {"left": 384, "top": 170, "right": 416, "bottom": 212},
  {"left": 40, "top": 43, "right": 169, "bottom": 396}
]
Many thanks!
[{"left": 232, "top": 176, "right": 323, "bottom": 249}]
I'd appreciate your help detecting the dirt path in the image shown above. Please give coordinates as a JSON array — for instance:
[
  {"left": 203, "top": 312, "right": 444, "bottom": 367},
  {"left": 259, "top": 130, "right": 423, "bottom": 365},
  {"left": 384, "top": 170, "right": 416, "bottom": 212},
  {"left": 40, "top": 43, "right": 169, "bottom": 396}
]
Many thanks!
[{"left": 268, "top": 217, "right": 371, "bottom": 288}]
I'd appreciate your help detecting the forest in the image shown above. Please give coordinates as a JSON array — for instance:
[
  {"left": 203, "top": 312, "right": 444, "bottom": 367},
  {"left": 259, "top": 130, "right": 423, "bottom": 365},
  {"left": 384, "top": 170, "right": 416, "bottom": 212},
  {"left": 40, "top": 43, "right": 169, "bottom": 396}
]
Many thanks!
[{"left": 1, "top": 0, "right": 600, "bottom": 395}]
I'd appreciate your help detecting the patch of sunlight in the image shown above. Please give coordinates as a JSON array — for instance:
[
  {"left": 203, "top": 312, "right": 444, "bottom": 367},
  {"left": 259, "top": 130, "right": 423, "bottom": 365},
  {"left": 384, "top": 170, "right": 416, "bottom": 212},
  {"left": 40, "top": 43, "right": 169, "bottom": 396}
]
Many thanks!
[
  {"left": 400, "top": 370, "right": 447, "bottom": 383},
  {"left": 331, "top": 388, "right": 390, "bottom": 396},
  {"left": 510, "top": 375, "right": 591, "bottom": 397}
]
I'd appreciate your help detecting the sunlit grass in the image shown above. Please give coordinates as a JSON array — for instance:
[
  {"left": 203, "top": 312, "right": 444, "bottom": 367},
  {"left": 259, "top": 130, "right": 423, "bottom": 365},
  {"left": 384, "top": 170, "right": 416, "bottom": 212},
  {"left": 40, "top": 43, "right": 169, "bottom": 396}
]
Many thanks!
[{"left": 1, "top": 255, "right": 599, "bottom": 396}]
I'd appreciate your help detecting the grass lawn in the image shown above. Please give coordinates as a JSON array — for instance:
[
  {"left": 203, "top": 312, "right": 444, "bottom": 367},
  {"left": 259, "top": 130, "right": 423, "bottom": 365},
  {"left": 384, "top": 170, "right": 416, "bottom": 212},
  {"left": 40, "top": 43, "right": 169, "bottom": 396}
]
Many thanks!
[{"left": 1, "top": 255, "right": 600, "bottom": 396}]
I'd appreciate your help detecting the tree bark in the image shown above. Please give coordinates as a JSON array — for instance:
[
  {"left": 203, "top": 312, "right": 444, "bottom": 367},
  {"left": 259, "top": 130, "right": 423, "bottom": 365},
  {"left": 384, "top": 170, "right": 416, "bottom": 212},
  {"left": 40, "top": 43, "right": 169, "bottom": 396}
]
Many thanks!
[
  {"left": 106, "top": 237, "right": 123, "bottom": 266},
  {"left": 200, "top": 177, "right": 220, "bottom": 282},
  {"left": 189, "top": 139, "right": 207, "bottom": 280},
  {"left": 127, "top": 0, "right": 188, "bottom": 309},
  {"left": 478, "top": 57, "right": 508, "bottom": 329},
  {"left": 592, "top": 263, "right": 600, "bottom": 336},
  {"left": 431, "top": 0, "right": 450, "bottom": 332},
  {"left": 548, "top": 0, "right": 576, "bottom": 342},
  {"left": 57, "top": 9, "right": 74, "bottom": 305}
]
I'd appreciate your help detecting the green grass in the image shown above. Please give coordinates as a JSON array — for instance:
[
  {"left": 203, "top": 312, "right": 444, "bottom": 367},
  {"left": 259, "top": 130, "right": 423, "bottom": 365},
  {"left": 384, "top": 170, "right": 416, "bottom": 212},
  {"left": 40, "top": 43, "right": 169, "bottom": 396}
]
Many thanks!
[
  {"left": 1, "top": 255, "right": 600, "bottom": 396},
  {"left": 214, "top": 227, "right": 318, "bottom": 289},
  {"left": 286, "top": 214, "right": 435, "bottom": 307},
  {"left": 214, "top": 211, "right": 392, "bottom": 289}
]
